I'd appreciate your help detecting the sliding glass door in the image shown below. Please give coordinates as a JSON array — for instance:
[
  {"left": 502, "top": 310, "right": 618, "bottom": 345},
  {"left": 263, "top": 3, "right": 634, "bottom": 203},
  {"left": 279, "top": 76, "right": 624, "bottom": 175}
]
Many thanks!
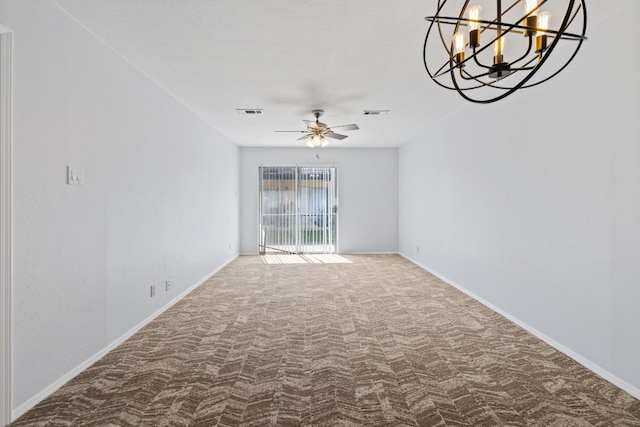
[{"left": 259, "top": 166, "right": 337, "bottom": 254}]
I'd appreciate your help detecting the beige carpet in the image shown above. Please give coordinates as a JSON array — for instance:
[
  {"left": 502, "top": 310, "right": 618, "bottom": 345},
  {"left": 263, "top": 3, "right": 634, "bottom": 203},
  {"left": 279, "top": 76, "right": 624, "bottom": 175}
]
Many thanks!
[{"left": 11, "top": 255, "right": 640, "bottom": 426}]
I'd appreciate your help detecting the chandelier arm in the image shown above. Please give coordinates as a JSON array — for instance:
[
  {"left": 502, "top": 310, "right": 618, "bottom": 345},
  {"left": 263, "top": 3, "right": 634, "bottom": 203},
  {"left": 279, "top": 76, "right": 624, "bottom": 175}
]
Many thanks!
[
  {"left": 457, "top": 69, "right": 530, "bottom": 89},
  {"left": 508, "top": 35, "right": 535, "bottom": 68},
  {"left": 458, "top": 69, "right": 498, "bottom": 82},
  {"left": 508, "top": 66, "right": 535, "bottom": 72},
  {"left": 471, "top": 49, "right": 493, "bottom": 70},
  {"left": 458, "top": 65, "right": 512, "bottom": 90},
  {"left": 519, "top": 43, "right": 582, "bottom": 89},
  {"left": 508, "top": 55, "right": 539, "bottom": 74}
]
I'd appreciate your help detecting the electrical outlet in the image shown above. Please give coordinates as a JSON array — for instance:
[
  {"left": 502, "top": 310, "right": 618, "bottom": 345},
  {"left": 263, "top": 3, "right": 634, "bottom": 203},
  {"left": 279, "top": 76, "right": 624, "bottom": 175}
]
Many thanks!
[
  {"left": 67, "top": 165, "right": 84, "bottom": 185},
  {"left": 150, "top": 285, "right": 156, "bottom": 297},
  {"left": 165, "top": 280, "right": 171, "bottom": 291}
]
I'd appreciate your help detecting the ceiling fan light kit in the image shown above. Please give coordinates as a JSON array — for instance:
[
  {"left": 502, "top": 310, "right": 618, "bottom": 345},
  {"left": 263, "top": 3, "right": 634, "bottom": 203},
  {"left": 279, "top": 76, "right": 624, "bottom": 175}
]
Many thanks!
[
  {"left": 275, "top": 110, "right": 360, "bottom": 148},
  {"left": 423, "top": 0, "right": 587, "bottom": 103},
  {"left": 307, "top": 134, "right": 330, "bottom": 148}
]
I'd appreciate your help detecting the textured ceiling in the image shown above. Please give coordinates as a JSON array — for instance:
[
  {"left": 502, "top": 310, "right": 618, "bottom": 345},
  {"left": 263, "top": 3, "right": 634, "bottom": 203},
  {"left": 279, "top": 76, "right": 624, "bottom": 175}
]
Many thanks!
[{"left": 50, "top": 1, "right": 621, "bottom": 148}]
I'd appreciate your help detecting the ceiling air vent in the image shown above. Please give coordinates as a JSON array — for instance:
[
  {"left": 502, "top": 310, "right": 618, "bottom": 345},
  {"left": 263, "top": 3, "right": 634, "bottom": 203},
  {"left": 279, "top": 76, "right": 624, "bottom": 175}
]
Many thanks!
[
  {"left": 236, "top": 108, "right": 263, "bottom": 115},
  {"left": 363, "top": 110, "right": 390, "bottom": 116}
]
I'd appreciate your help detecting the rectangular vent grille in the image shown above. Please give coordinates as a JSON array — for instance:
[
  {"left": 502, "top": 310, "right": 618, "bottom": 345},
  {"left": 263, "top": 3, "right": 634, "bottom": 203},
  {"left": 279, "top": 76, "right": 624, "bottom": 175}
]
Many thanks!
[
  {"left": 363, "top": 110, "right": 390, "bottom": 116},
  {"left": 236, "top": 109, "right": 264, "bottom": 115}
]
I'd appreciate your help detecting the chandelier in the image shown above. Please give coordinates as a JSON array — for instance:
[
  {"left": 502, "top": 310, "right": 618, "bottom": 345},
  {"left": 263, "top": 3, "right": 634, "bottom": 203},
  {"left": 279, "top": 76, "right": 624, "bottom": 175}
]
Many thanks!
[{"left": 423, "top": 0, "right": 587, "bottom": 103}]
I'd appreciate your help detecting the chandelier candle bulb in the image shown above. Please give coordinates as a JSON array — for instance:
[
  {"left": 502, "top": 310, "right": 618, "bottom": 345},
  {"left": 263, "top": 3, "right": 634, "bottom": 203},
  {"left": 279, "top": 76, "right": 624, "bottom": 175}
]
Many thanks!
[
  {"left": 523, "top": 0, "right": 539, "bottom": 36},
  {"left": 490, "top": 37, "right": 510, "bottom": 79},
  {"left": 536, "top": 11, "right": 551, "bottom": 52},
  {"left": 494, "top": 36, "right": 504, "bottom": 60},
  {"left": 453, "top": 31, "right": 466, "bottom": 65},
  {"left": 522, "top": 0, "right": 538, "bottom": 15},
  {"left": 468, "top": 5, "right": 482, "bottom": 47},
  {"left": 537, "top": 11, "right": 551, "bottom": 36}
]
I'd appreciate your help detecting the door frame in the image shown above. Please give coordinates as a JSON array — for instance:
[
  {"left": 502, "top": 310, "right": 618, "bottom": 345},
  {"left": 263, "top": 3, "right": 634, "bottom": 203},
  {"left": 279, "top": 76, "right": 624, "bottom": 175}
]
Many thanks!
[
  {"left": 258, "top": 164, "right": 339, "bottom": 255},
  {"left": 0, "top": 25, "right": 13, "bottom": 427}
]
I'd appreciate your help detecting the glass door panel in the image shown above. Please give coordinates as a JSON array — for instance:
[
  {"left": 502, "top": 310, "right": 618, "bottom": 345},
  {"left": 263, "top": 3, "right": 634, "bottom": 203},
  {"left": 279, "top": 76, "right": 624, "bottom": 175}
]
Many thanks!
[{"left": 259, "top": 166, "right": 337, "bottom": 254}]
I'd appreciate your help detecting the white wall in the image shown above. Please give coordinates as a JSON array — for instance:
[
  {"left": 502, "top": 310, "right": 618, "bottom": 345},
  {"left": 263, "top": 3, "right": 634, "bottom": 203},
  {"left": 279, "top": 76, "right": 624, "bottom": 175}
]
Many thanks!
[
  {"left": 0, "top": 0, "right": 239, "bottom": 415},
  {"left": 399, "top": 3, "right": 640, "bottom": 394},
  {"left": 240, "top": 147, "right": 398, "bottom": 254}
]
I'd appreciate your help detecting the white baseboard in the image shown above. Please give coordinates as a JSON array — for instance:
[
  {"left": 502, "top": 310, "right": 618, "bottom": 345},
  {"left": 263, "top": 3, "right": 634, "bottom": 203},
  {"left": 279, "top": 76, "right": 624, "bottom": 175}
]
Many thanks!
[
  {"left": 242, "top": 251, "right": 400, "bottom": 256},
  {"left": 341, "top": 251, "right": 399, "bottom": 255},
  {"left": 400, "top": 253, "right": 640, "bottom": 401},
  {"left": 12, "top": 255, "right": 238, "bottom": 421}
]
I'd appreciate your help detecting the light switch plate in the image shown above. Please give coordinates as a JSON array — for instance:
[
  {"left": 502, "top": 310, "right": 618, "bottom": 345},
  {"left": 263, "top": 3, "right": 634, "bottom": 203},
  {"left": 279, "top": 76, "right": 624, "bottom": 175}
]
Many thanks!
[{"left": 67, "top": 166, "right": 84, "bottom": 185}]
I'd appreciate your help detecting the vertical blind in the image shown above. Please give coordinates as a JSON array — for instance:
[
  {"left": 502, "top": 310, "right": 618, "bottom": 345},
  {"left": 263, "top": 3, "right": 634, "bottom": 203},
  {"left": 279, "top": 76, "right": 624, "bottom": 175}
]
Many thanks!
[{"left": 259, "top": 166, "right": 337, "bottom": 254}]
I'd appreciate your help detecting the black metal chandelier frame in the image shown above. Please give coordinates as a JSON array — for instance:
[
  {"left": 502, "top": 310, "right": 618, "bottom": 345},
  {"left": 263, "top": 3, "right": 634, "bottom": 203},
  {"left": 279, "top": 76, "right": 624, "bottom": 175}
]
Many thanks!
[{"left": 423, "top": 0, "right": 588, "bottom": 103}]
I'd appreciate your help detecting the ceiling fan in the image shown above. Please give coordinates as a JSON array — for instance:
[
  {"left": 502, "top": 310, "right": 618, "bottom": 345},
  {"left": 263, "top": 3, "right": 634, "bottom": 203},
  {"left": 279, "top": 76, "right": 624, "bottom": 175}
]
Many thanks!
[{"left": 275, "top": 110, "right": 359, "bottom": 148}]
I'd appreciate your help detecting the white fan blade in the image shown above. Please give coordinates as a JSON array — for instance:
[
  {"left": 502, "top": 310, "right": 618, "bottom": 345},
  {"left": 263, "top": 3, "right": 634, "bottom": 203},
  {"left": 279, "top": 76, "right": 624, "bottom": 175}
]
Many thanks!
[
  {"left": 326, "top": 131, "right": 348, "bottom": 140},
  {"left": 330, "top": 124, "right": 359, "bottom": 131},
  {"left": 304, "top": 120, "right": 319, "bottom": 130}
]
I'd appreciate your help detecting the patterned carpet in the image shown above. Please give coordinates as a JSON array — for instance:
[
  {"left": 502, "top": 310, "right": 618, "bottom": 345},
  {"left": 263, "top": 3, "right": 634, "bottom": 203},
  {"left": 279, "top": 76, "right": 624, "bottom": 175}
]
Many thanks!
[{"left": 12, "top": 255, "right": 640, "bottom": 426}]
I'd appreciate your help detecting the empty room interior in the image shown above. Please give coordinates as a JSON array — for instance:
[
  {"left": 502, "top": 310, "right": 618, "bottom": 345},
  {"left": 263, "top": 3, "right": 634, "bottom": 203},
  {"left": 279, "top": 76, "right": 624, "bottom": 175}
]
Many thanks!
[{"left": 1, "top": 1, "right": 639, "bottom": 425}]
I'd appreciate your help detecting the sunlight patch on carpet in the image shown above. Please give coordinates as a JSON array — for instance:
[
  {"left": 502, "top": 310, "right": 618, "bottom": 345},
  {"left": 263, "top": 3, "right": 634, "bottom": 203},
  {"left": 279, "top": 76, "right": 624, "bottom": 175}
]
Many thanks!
[{"left": 262, "top": 254, "right": 352, "bottom": 264}]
